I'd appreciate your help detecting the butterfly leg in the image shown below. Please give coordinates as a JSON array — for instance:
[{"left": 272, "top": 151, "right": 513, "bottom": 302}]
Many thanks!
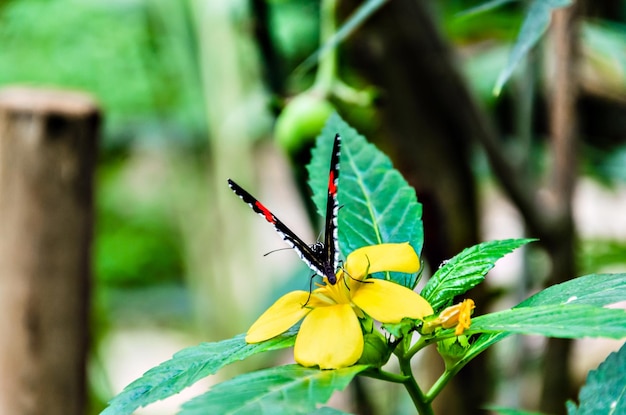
[
  {"left": 302, "top": 274, "right": 318, "bottom": 308},
  {"left": 342, "top": 256, "right": 374, "bottom": 288}
]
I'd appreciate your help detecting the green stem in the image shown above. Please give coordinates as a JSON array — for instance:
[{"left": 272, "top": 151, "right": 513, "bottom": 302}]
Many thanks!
[
  {"left": 406, "top": 330, "right": 462, "bottom": 360},
  {"left": 425, "top": 361, "right": 467, "bottom": 403},
  {"left": 398, "top": 355, "right": 434, "bottom": 415},
  {"left": 332, "top": 80, "right": 374, "bottom": 105},
  {"left": 407, "top": 334, "right": 470, "bottom": 403},
  {"left": 312, "top": 0, "right": 337, "bottom": 95},
  {"left": 361, "top": 368, "right": 410, "bottom": 384},
  {"left": 425, "top": 371, "right": 453, "bottom": 404},
  {"left": 405, "top": 335, "right": 435, "bottom": 360}
]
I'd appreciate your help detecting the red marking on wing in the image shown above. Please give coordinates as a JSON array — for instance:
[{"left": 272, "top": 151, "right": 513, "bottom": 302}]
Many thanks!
[
  {"left": 255, "top": 201, "right": 276, "bottom": 223},
  {"left": 328, "top": 171, "right": 337, "bottom": 195}
]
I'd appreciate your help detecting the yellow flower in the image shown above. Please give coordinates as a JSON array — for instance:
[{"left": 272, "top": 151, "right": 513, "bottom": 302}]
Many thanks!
[
  {"left": 423, "top": 299, "right": 475, "bottom": 336},
  {"left": 246, "top": 243, "right": 434, "bottom": 369}
]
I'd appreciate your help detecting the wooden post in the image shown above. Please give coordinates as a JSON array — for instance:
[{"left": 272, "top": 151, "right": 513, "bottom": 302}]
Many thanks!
[{"left": 0, "top": 87, "right": 99, "bottom": 415}]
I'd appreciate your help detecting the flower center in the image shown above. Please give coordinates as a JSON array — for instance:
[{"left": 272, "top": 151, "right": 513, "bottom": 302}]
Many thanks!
[{"left": 313, "top": 271, "right": 354, "bottom": 306}]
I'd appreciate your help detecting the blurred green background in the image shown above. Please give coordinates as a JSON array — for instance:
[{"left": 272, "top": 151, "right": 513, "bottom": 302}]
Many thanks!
[{"left": 1, "top": 0, "right": 625, "bottom": 414}]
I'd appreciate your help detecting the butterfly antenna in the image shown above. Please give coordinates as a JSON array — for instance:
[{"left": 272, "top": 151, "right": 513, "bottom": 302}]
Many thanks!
[
  {"left": 315, "top": 228, "right": 324, "bottom": 244},
  {"left": 263, "top": 247, "right": 293, "bottom": 257}
]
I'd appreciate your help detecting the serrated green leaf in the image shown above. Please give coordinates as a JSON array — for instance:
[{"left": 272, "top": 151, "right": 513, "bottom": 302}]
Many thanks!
[
  {"left": 518, "top": 273, "right": 626, "bottom": 308},
  {"left": 101, "top": 330, "right": 296, "bottom": 415},
  {"left": 493, "top": 0, "right": 572, "bottom": 95},
  {"left": 469, "top": 305, "right": 626, "bottom": 339},
  {"left": 421, "top": 239, "right": 535, "bottom": 311},
  {"left": 179, "top": 364, "right": 368, "bottom": 415},
  {"left": 567, "top": 342, "right": 626, "bottom": 415},
  {"left": 444, "top": 274, "right": 626, "bottom": 375},
  {"left": 307, "top": 114, "right": 423, "bottom": 287}
]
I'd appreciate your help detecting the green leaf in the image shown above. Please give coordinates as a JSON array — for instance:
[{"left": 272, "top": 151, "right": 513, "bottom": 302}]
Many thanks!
[
  {"left": 382, "top": 319, "right": 418, "bottom": 340},
  {"left": 441, "top": 273, "right": 626, "bottom": 381},
  {"left": 567, "top": 342, "right": 626, "bottom": 415},
  {"left": 518, "top": 273, "right": 626, "bottom": 308},
  {"left": 493, "top": 0, "right": 572, "bottom": 95},
  {"left": 308, "top": 113, "right": 424, "bottom": 287},
  {"left": 179, "top": 364, "right": 369, "bottom": 415},
  {"left": 101, "top": 331, "right": 296, "bottom": 415},
  {"left": 421, "top": 239, "right": 535, "bottom": 311},
  {"left": 467, "top": 273, "right": 625, "bottom": 350},
  {"left": 484, "top": 406, "right": 547, "bottom": 415},
  {"left": 469, "top": 304, "right": 626, "bottom": 339},
  {"left": 459, "top": 332, "right": 508, "bottom": 367}
]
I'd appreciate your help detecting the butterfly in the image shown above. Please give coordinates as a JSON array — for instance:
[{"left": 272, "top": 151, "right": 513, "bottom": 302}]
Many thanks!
[{"left": 228, "top": 134, "right": 341, "bottom": 284}]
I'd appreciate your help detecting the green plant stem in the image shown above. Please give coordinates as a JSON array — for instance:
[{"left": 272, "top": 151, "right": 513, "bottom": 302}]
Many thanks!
[
  {"left": 405, "top": 334, "right": 437, "bottom": 360},
  {"left": 332, "top": 80, "right": 374, "bottom": 106},
  {"left": 312, "top": 0, "right": 337, "bottom": 95},
  {"left": 398, "top": 356, "right": 434, "bottom": 415},
  {"left": 361, "top": 368, "right": 410, "bottom": 384},
  {"left": 311, "top": 0, "right": 375, "bottom": 106},
  {"left": 402, "top": 333, "right": 466, "bottom": 406},
  {"left": 425, "top": 357, "right": 472, "bottom": 403},
  {"left": 425, "top": 369, "right": 455, "bottom": 404}
]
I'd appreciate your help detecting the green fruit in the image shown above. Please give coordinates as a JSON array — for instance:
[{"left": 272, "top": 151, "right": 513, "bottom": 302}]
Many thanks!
[
  {"left": 437, "top": 335, "right": 471, "bottom": 369},
  {"left": 275, "top": 93, "right": 335, "bottom": 153},
  {"left": 358, "top": 331, "right": 391, "bottom": 367}
]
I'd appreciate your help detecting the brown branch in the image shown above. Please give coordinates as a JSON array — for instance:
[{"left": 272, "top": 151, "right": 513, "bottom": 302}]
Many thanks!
[
  {"left": 549, "top": 7, "right": 579, "bottom": 210},
  {"left": 540, "top": 4, "right": 580, "bottom": 414}
]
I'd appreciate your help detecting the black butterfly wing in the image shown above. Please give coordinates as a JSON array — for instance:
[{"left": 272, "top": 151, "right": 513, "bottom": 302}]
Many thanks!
[
  {"left": 323, "top": 134, "right": 341, "bottom": 284},
  {"left": 227, "top": 178, "right": 327, "bottom": 279}
]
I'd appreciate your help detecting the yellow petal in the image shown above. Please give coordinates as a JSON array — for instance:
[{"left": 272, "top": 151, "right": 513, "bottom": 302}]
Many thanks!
[
  {"left": 344, "top": 243, "right": 420, "bottom": 279},
  {"left": 246, "top": 291, "right": 312, "bottom": 343},
  {"left": 294, "top": 304, "right": 363, "bottom": 369},
  {"left": 440, "top": 299, "right": 475, "bottom": 330},
  {"left": 453, "top": 299, "right": 475, "bottom": 335},
  {"left": 352, "top": 279, "right": 434, "bottom": 323}
]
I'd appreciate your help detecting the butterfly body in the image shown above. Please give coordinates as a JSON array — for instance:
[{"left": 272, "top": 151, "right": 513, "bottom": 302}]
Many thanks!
[{"left": 228, "top": 134, "right": 341, "bottom": 284}]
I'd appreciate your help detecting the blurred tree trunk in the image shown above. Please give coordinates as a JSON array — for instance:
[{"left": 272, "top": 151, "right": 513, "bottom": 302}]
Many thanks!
[
  {"left": 344, "top": 1, "right": 484, "bottom": 413},
  {"left": 0, "top": 87, "right": 99, "bottom": 415},
  {"left": 188, "top": 0, "right": 274, "bottom": 342},
  {"left": 540, "top": 4, "right": 580, "bottom": 414}
]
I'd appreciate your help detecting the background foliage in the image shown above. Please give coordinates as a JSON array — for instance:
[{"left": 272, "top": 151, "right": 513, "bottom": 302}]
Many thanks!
[{"left": 1, "top": 0, "right": 625, "bottom": 414}]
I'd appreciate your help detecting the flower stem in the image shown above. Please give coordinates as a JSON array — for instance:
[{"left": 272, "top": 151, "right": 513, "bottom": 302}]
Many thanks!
[
  {"left": 426, "top": 371, "right": 453, "bottom": 403},
  {"left": 426, "top": 362, "right": 465, "bottom": 403},
  {"left": 398, "top": 356, "right": 434, "bottom": 415},
  {"left": 312, "top": 0, "right": 337, "bottom": 95},
  {"left": 361, "top": 368, "right": 409, "bottom": 384},
  {"left": 405, "top": 335, "right": 433, "bottom": 359}
]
